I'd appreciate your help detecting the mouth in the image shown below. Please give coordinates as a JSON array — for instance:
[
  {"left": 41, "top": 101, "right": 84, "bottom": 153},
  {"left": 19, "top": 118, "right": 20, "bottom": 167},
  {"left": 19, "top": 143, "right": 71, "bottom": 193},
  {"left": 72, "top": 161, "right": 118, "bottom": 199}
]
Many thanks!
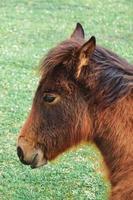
[
  {"left": 30, "top": 153, "right": 47, "bottom": 169},
  {"left": 30, "top": 153, "right": 39, "bottom": 169},
  {"left": 17, "top": 145, "right": 48, "bottom": 169}
]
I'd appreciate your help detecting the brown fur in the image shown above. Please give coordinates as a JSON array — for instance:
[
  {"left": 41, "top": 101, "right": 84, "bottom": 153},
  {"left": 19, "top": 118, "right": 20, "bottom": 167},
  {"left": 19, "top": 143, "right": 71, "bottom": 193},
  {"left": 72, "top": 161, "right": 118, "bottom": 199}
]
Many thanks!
[{"left": 18, "top": 24, "right": 133, "bottom": 199}]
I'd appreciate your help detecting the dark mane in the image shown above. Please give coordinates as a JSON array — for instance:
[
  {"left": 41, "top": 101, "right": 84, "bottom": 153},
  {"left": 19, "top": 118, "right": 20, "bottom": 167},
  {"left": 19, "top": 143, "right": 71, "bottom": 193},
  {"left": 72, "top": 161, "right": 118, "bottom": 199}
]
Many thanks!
[
  {"left": 40, "top": 39, "right": 133, "bottom": 108},
  {"left": 94, "top": 46, "right": 133, "bottom": 75},
  {"left": 91, "top": 46, "right": 133, "bottom": 108}
]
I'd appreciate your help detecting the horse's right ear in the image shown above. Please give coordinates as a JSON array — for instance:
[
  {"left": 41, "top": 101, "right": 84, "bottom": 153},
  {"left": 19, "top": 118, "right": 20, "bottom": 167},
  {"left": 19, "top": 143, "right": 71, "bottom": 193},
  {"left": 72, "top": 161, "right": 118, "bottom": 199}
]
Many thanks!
[{"left": 71, "top": 23, "right": 85, "bottom": 39}]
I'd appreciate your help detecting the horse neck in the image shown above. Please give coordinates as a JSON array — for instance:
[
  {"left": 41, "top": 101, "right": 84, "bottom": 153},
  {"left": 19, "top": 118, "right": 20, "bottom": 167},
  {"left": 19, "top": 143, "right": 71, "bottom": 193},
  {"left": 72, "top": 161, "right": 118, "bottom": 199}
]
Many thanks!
[{"left": 93, "top": 95, "right": 133, "bottom": 185}]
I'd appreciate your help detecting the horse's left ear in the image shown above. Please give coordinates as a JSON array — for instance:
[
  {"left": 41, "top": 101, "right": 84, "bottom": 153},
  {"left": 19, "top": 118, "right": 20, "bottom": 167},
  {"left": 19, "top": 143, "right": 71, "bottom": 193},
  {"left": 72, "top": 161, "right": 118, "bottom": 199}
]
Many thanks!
[{"left": 76, "top": 36, "right": 96, "bottom": 78}]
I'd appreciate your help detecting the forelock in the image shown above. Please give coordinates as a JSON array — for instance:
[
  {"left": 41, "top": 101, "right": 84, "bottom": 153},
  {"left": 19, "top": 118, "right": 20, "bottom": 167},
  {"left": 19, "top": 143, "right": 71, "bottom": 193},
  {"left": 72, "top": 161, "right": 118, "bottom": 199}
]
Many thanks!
[{"left": 40, "top": 39, "right": 83, "bottom": 78}]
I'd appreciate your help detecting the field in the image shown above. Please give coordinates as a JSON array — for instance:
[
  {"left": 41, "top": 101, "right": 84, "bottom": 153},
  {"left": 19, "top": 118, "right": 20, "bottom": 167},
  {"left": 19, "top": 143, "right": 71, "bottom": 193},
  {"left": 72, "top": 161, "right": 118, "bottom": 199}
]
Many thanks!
[{"left": 0, "top": 0, "right": 132, "bottom": 199}]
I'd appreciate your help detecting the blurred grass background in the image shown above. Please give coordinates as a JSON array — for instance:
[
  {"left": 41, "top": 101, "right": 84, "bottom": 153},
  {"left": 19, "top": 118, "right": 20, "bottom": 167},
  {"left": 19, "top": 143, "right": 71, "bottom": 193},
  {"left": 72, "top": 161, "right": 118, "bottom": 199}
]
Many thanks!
[{"left": 0, "top": 0, "right": 132, "bottom": 199}]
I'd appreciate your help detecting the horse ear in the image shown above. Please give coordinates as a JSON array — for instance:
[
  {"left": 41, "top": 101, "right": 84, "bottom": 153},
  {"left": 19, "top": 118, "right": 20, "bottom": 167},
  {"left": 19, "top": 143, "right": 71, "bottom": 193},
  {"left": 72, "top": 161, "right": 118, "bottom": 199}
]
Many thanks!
[
  {"left": 71, "top": 23, "right": 85, "bottom": 39},
  {"left": 76, "top": 36, "right": 96, "bottom": 78}
]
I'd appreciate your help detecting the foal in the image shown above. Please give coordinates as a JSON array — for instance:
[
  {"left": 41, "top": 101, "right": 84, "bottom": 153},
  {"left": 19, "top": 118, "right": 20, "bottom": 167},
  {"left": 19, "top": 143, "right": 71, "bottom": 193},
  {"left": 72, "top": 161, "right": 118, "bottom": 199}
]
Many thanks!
[{"left": 17, "top": 23, "right": 133, "bottom": 199}]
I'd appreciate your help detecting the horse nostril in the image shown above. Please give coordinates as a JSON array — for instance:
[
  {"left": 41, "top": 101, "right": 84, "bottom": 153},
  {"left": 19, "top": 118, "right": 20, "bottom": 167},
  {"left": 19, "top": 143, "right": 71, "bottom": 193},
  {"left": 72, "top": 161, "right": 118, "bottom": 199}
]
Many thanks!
[{"left": 17, "top": 146, "right": 24, "bottom": 161}]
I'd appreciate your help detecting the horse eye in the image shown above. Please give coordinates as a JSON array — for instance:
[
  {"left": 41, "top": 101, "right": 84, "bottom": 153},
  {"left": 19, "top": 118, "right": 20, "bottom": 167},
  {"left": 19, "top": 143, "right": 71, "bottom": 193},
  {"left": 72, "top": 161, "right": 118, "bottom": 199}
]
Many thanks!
[{"left": 43, "top": 94, "right": 56, "bottom": 103}]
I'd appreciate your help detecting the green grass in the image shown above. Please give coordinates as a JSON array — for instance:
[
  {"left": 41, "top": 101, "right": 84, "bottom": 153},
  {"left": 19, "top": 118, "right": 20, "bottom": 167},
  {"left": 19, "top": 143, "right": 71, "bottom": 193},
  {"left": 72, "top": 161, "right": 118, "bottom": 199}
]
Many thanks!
[{"left": 0, "top": 0, "right": 132, "bottom": 199}]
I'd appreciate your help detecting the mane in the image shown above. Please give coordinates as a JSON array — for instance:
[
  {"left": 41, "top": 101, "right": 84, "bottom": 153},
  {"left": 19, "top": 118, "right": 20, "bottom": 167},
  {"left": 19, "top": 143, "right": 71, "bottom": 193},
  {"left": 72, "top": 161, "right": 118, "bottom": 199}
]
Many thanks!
[
  {"left": 40, "top": 39, "right": 133, "bottom": 108},
  {"left": 91, "top": 46, "right": 133, "bottom": 108}
]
